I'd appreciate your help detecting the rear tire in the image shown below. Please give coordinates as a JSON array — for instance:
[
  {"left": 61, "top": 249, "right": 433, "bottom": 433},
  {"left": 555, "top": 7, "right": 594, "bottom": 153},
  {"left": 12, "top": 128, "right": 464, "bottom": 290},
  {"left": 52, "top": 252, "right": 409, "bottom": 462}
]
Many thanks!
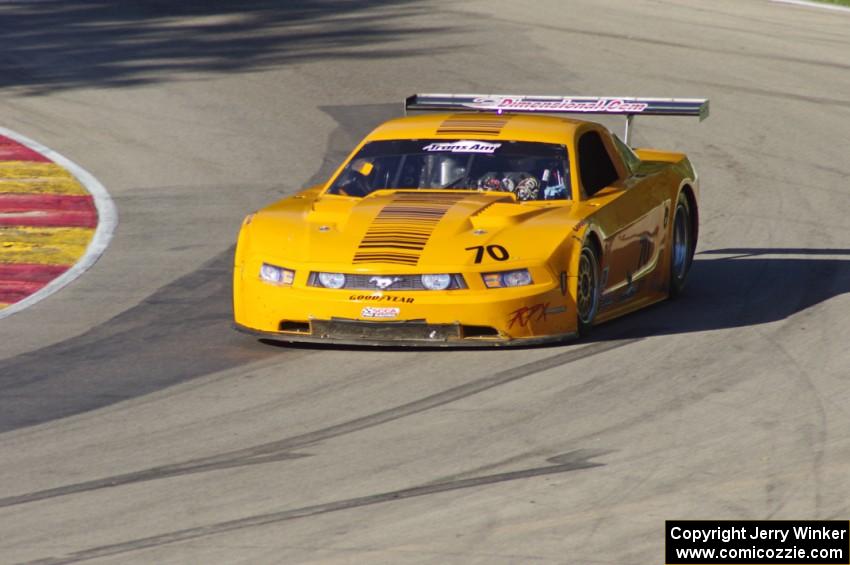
[
  {"left": 577, "top": 242, "right": 601, "bottom": 336},
  {"left": 669, "top": 192, "right": 694, "bottom": 298}
]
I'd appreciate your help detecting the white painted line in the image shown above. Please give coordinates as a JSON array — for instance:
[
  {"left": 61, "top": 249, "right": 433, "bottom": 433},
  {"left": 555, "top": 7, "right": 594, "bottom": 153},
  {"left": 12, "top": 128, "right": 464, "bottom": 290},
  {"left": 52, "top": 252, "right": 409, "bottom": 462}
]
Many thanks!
[
  {"left": 770, "top": 0, "right": 850, "bottom": 13},
  {"left": 0, "top": 127, "right": 118, "bottom": 320}
]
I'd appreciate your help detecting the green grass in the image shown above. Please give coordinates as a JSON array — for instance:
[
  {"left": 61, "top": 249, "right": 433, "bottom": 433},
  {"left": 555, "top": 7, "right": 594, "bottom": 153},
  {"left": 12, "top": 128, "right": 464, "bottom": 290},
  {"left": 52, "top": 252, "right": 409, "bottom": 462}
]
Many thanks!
[{"left": 813, "top": 0, "right": 850, "bottom": 7}]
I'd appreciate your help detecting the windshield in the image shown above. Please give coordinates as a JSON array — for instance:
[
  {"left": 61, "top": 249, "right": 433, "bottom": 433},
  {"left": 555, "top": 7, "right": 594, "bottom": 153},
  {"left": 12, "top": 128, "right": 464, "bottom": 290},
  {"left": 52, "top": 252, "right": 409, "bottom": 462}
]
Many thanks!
[{"left": 328, "top": 139, "right": 571, "bottom": 201}]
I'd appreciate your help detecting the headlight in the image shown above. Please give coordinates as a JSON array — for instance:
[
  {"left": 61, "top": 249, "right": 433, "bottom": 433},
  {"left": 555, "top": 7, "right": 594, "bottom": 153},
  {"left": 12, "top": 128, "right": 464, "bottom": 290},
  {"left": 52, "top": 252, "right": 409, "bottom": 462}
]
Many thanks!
[
  {"left": 260, "top": 263, "right": 294, "bottom": 286},
  {"left": 421, "top": 273, "right": 452, "bottom": 290},
  {"left": 482, "top": 269, "right": 533, "bottom": 288},
  {"left": 317, "top": 272, "right": 346, "bottom": 289}
]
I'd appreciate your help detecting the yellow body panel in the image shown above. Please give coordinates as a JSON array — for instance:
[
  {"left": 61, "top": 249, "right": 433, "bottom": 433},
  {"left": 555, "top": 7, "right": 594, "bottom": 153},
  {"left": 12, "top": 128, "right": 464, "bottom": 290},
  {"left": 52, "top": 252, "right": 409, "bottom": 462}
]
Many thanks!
[{"left": 233, "top": 113, "right": 699, "bottom": 346}]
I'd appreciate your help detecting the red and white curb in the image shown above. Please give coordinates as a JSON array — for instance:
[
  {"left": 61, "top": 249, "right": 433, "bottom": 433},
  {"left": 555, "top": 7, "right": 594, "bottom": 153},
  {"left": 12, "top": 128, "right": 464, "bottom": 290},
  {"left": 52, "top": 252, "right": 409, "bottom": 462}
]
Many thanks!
[{"left": 0, "top": 127, "right": 117, "bottom": 319}]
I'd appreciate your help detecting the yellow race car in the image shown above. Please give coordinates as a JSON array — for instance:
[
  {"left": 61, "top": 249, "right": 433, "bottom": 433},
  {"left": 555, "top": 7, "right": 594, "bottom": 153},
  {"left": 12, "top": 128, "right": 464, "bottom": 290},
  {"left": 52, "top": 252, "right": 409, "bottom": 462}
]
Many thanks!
[{"left": 233, "top": 94, "right": 709, "bottom": 346}]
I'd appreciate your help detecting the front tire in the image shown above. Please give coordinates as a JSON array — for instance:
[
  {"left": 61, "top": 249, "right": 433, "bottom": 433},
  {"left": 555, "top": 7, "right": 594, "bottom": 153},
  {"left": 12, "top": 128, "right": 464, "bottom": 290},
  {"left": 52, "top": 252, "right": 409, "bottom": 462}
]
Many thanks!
[
  {"left": 669, "top": 192, "right": 694, "bottom": 298},
  {"left": 577, "top": 242, "right": 601, "bottom": 336}
]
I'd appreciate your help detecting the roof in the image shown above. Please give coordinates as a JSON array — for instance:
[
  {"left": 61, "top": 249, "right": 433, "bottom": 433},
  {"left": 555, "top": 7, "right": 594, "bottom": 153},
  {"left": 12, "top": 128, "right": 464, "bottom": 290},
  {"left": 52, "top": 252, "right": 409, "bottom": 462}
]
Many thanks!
[{"left": 364, "top": 112, "right": 587, "bottom": 144}]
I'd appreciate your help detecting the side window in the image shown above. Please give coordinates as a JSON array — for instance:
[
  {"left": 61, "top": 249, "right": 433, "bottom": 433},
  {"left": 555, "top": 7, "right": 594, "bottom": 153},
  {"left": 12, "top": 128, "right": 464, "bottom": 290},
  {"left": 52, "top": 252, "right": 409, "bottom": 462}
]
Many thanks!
[{"left": 578, "top": 131, "right": 619, "bottom": 196}]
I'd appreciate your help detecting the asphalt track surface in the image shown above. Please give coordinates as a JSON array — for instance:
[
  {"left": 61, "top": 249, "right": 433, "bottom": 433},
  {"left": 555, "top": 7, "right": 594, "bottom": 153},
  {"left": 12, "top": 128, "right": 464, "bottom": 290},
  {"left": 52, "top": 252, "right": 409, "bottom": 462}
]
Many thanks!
[{"left": 0, "top": 1, "right": 848, "bottom": 563}]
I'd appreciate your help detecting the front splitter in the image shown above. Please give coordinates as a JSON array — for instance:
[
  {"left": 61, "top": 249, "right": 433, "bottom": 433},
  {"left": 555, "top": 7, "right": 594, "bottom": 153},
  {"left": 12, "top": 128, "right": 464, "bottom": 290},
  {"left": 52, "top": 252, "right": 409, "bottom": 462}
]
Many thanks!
[{"left": 234, "top": 322, "right": 577, "bottom": 349}]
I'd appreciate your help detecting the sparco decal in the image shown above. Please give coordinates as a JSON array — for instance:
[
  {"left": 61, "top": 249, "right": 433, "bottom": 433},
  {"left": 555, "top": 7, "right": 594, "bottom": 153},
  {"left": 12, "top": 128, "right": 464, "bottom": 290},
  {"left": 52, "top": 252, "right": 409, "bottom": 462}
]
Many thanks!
[
  {"left": 361, "top": 307, "right": 400, "bottom": 319},
  {"left": 467, "top": 97, "right": 650, "bottom": 114},
  {"left": 349, "top": 294, "right": 415, "bottom": 304}
]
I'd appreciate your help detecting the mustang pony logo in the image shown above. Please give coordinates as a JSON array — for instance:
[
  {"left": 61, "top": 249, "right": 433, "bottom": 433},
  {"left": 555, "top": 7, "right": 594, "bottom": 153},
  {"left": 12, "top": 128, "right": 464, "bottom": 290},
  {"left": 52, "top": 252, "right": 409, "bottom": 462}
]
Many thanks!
[{"left": 369, "top": 276, "right": 402, "bottom": 290}]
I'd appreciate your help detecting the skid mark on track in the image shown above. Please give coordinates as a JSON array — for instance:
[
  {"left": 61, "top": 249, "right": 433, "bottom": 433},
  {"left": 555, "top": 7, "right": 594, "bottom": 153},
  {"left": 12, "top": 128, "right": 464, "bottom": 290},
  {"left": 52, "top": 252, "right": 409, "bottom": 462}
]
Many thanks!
[
  {"left": 0, "top": 247, "right": 284, "bottom": 432},
  {"left": 0, "top": 104, "right": 398, "bottom": 433},
  {"left": 0, "top": 337, "right": 639, "bottom": 510},
  {"left": 677, "top": 77, "right": 850, "bottom": 109},
  {"left": 445, "top": 8, "right": 850, "bottom": 74},
  {"left": 23, "top": 451, "right": 605, "bottom": 565}
]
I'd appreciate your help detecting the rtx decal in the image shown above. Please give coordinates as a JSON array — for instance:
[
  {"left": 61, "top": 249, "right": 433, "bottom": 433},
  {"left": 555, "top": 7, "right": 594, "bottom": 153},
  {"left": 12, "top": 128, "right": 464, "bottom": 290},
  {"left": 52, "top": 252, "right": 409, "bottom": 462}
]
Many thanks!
[{"left": 507, "top": 302, "right": 549, "bottom": 329}]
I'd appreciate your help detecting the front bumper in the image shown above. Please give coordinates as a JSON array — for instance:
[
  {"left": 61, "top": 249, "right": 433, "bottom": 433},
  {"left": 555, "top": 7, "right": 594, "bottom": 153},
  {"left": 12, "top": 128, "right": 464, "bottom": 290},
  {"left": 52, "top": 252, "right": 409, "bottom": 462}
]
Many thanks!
[{"left": 234, "top": 274, "right": 577, "bottom": 347}]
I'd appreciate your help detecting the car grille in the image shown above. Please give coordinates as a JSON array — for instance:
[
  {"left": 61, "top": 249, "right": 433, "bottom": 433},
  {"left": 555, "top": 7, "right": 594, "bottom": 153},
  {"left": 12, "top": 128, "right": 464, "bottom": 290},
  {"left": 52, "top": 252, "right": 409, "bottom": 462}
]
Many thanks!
[{"left": 308, "top": 273, "right": 466, "bottom": 291}]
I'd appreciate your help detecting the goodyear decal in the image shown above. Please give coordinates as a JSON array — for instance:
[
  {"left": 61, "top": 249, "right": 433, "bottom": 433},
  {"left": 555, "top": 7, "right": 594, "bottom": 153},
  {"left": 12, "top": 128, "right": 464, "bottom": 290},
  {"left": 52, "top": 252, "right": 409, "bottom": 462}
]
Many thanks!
[{"left": 349, "top": 294, "right": 414, "bottom": 304}]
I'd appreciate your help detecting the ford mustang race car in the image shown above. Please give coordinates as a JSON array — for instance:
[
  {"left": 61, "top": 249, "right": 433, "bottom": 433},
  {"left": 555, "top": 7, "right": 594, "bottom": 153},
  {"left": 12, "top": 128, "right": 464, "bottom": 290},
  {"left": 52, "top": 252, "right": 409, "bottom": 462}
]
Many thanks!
[{"left": 233, "top": 93, "right": 709, "bottom": 346}]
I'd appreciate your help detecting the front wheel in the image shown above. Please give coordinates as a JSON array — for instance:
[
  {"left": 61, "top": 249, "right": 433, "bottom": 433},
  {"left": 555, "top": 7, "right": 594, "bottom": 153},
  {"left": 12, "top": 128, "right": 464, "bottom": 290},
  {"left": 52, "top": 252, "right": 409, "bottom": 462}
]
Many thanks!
[
  {"left": 669, "top": 192, "right": 694, "bottom": 298},
  {"left": 576, "top": 243, "right": 601, "bottom": 336}
]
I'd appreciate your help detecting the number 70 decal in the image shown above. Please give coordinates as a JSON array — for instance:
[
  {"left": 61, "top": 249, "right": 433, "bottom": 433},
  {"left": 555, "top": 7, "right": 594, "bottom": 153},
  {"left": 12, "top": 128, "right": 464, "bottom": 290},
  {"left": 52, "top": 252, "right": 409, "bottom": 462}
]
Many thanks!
[{"left": 465, "top": 245, "right": 510, "bottom": 263}]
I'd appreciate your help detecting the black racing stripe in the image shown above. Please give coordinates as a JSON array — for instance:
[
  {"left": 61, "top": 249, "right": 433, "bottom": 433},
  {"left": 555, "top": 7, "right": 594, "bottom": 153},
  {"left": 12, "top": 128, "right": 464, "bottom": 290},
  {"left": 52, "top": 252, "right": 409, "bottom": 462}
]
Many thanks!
[
  {"left": 358, "top": 244, "right": 427, "bottom": 251},
  {"left": 354, "top": 193, "right": 464, "bottom": 265},
  {"left": 361, "top": 239, "right": 429, "bottom": 246},
  {"left": 436, "top": 129, "right": 501, "bottom": 136},
  {"left": 437, "top": 114, "right": 511, "bottom": 136}
]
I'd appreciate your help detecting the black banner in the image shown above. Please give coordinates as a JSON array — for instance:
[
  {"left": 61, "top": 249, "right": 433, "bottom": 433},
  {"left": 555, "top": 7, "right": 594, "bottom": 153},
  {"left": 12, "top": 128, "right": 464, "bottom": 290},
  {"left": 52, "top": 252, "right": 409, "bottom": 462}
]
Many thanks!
[{"left": 666, "top": 520, "right": 849, "bottom": 564}]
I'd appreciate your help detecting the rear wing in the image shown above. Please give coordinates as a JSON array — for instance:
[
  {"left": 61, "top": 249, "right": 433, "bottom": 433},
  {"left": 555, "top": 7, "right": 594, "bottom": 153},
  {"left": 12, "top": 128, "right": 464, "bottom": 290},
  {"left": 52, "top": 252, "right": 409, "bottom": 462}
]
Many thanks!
[{"left": 404, "top": 93, "right": 709, "bottom": 145}]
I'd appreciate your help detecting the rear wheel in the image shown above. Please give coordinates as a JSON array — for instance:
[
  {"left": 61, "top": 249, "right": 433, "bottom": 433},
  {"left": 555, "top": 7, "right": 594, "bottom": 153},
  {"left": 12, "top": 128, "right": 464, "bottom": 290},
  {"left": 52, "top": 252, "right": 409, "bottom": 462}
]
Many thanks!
[
  {"left": 669, "top": 192, "right": 694, "bottom": 297},
  {"left": 577, "top": 243, "right": 601, "bottom": 336}
]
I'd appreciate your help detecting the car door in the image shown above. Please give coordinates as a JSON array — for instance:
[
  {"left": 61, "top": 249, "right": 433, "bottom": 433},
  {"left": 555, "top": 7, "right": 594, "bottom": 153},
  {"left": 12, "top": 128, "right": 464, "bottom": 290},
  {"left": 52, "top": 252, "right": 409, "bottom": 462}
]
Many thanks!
[{"left": 576, "top": 128, "right": 665, "bottom": 307}]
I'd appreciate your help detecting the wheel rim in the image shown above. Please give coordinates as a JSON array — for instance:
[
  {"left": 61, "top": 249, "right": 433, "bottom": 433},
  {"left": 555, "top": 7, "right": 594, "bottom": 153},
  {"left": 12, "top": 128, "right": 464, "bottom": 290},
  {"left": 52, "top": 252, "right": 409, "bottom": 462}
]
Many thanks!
[
  {"left": 672, "top": 203, "right": 690, "bottom": 280},
  {"left": 577, "top": 249, "right": 599, "bottom": 324}
]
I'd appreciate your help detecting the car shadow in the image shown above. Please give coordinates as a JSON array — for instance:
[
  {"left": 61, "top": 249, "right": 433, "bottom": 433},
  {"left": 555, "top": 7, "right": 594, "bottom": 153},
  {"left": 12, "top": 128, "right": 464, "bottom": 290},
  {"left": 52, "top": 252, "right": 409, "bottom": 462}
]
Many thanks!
[
  {"left": 2, "top": 246, "right": 845, "bottom": 432},
  {"left": 586, "top": 247, "right": 850, "bottom": 342},
  {"left": 268, "top": 247, "right": 850, "bottom": 351}
]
